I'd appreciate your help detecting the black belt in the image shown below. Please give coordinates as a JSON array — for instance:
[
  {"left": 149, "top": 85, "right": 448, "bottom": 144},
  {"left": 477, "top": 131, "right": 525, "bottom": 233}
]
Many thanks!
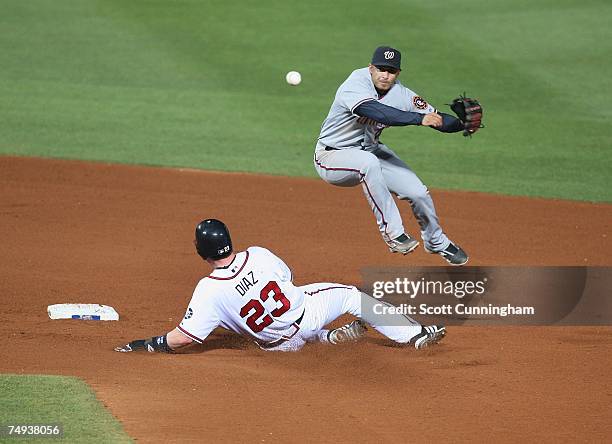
[
  {"left": 258, "top": 309, "right": 305, "bottom": 350},
  {"left": 324, "top": 144, "right": 367, "bottom": 151}
]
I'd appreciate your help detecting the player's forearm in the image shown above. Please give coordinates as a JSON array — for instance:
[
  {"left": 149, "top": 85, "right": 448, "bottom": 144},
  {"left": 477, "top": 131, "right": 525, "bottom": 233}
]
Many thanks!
[
  {"left": 354, "top": 100, "right": 424, "bottom": 126},
  {"left": 431, "top": 112, "right": 465, "bottom": 133},
  {"left": 115, "top": 328, "right": 194, "bottom": 353},
  {"left": 167, "top": 327, "right": 194, "bottom": 350}
]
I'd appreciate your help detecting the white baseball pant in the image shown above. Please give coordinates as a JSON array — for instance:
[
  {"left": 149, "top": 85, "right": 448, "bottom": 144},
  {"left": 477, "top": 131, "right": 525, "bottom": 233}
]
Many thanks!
[{"left": 264, "top": 283, "right": 422, "bottom": 352}]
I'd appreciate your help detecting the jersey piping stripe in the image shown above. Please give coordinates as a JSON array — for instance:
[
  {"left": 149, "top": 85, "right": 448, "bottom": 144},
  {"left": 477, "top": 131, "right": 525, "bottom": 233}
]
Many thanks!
[
  {"left": 304, "top": 285, "right": 354, "bottom": 296},
  {"left": 314, "top": 154, "right": 390, "bottom": 237},
  {"left": 350, "top": 97, "right": 376, "bottom": 114},
  {"left": 361, "top": 179, "right": 389, "bottom": 237},
  {"left": 216, "top": 253, "right": 237, "bottom": 269},
  {"left": 177, "top": 325, "right": 204, "bottom": 343},
  {"left": 208, "top": 251, "right": 250, "bottom": 280}
]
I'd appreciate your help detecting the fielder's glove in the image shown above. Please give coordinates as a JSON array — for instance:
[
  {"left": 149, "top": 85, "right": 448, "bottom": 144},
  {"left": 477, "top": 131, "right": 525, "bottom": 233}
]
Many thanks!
[{"left": 450, "top": 94, "right": 483, "bottom": 137}]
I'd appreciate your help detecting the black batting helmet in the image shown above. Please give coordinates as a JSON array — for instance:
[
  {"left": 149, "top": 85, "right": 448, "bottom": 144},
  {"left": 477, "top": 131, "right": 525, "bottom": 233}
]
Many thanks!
[{"left": 194, "top": 219, "right": 233, "bottom": 260}]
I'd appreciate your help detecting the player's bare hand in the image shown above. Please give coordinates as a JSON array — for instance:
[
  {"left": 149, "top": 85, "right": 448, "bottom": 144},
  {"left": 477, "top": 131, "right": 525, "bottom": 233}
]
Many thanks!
[{"left": 422, "top": 113, "right": 442, "bottom": 128}]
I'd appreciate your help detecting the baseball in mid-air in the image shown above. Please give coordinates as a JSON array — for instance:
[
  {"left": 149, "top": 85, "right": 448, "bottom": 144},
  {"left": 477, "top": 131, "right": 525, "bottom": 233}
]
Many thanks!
[{"left": 285, "top": 71, "right": 302, "bottom": 86}]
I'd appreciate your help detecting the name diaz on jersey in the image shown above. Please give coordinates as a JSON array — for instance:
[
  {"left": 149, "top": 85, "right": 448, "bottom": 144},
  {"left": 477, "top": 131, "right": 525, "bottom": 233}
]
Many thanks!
[{"left": 235, "top": 270, "right": 258, "bottom": 297}]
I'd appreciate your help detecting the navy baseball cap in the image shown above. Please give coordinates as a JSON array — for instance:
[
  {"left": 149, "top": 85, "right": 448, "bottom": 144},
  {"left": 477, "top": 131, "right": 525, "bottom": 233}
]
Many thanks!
[{"left": 371, "top": 46, "right": 401, "bottom": 70}]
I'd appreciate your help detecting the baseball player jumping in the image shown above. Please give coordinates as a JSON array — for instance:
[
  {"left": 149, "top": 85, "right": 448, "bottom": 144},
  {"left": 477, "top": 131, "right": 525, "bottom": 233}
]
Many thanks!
[
  {"left": 315, "top": 46, "right": 483, "bottom": 265},
  {"left": 115, "top": 219, "right": 446, "bottom": 354}
]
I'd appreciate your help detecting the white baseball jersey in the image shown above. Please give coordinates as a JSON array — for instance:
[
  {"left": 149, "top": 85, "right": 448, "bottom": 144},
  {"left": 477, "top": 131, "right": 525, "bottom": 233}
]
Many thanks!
[
  {"left": 317, "top": 67, "right": 435, "bottom": 151},
  {"left": 178, "top": 246, "right": 306, "bottom": 344}
]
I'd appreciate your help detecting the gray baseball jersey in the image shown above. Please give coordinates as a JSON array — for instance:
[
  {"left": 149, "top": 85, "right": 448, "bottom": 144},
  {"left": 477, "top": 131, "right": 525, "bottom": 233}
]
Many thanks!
[
  {"left": 314, "top": 66, "right": 451, "bottom": 252},
  {"left": 317, "top": 67, "right": 435, "bottom": 151}
]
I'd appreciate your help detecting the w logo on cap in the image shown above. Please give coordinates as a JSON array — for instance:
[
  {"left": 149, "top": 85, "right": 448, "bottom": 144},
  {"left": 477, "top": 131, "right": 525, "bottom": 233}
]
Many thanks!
[{"left": 372, "top": 46, "right": 401, "bottom": 69}]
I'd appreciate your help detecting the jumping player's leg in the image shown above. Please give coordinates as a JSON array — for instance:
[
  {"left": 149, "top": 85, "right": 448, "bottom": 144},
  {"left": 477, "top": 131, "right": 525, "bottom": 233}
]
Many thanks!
[
  {"left": 374, "top": 145, "right": 450, "bottom": 252},
  {"left": 313, "top": 149, "right": 405, "bottom": 242},
  {"left": 298, "top": 283, "right": 422, "bottom": 344}
]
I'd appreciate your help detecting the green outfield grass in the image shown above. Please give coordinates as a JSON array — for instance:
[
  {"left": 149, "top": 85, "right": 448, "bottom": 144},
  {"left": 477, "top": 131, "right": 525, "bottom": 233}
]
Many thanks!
[
  {"left": 0, "top": 374, "right": 131, "bottom": 443},
  {"left": 0, "top": 0, "right": 610, "bottom": 201}
]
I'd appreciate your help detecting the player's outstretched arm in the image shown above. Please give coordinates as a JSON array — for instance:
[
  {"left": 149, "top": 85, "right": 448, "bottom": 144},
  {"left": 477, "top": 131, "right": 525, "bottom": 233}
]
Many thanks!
[
  {"left": 114, "top": 328, "right": 194, "bottom": 353},
  {"left": 167, "top": 327, "right": 195, "bottom": 349},
  {"left": 355, "top": 100, "right": 465, "bottom": 133},
  {"left": 421, "top": 113, "right": 443, "bottom": 128},
  {"left": 429, "top": 112, "right": 465, "bottom": 133},
  {"left": 355, "top": 100, "right": 425, "bottom": 126}
]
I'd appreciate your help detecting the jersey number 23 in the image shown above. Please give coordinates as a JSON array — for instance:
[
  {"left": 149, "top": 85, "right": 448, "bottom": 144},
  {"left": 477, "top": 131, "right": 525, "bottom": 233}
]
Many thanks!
[{"left": 239, "top": 281, "right": 291, "bottom": 333}]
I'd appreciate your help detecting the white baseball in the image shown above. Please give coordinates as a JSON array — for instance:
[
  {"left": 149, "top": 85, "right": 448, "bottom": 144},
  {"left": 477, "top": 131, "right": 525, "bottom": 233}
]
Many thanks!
[{"left": 285, "top": 71, "right": 301, "bottom": 86}]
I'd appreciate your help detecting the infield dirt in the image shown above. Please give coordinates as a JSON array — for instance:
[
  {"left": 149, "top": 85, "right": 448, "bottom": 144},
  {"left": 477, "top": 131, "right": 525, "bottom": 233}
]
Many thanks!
[{"left": 1, "top": 156, "right": 611, "bottom": 442}]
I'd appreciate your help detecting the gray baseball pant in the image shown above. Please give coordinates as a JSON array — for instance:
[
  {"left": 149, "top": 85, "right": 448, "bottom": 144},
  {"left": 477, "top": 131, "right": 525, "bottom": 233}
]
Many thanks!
[{"left": 314, "top": 143, "right": 449, "bottom": 251}]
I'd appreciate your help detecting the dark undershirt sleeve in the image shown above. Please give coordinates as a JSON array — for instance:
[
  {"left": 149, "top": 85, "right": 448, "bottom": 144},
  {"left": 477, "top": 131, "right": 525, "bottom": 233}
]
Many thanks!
[
  {"left": 431, "top": 112, "right": 465, "bottom": 133},
  {"left": 355, "top": 101, "right": 465, "bottom": 133},
  {"left": 354, "top": 100, "right": 424, "bottom": 126}
]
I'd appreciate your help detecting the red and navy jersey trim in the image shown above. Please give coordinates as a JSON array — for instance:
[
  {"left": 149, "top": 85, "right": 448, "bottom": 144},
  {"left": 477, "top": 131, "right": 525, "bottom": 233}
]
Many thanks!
[
  {"left": 208, "top": 251, "right": 250, "bottom": 281},
  {"left": 304, "top": 285, "right": 354, "bottom": 296},
  {"left": 177, "top": 325, "right": 205, "bottom": 343}
]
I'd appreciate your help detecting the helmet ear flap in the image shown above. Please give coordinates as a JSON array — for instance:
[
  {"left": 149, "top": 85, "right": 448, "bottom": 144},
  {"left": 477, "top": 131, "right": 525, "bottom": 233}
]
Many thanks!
[
  {"left": 194, "top": 219, "right": 233, "bottom": 260},
  {"left": 193, "top": 238, "right": 206, "bottom": 259}
]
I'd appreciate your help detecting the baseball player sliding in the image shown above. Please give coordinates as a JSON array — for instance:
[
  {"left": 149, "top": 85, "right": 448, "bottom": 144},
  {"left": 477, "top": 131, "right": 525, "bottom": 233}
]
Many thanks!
[
  {"left": 315, "top": 46, "right": 483, "bottom": 266},
  {"left": 115, "top": 219, "right": 445, "bottom": 354}
]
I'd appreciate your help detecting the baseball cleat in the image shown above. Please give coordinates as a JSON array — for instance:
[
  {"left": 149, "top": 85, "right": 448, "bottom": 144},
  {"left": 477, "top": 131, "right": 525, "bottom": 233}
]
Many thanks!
[
  {"left": 327, "top": 320, "right": 367, "bottom": 344},
  {"left": 425, "top": 241, "right": 468, "bottom": 266},
  {"left": 386, "top": 233, "right": 419, "bottom": 255},
  {"left": 412, "top": 325, "right": 446, "bottom": 349}
]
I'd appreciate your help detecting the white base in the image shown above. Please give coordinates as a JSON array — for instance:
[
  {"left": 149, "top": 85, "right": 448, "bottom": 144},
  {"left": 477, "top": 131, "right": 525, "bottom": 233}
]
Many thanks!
[{"left": 47, "top": 304, "right": 119, "bottom": 321}]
